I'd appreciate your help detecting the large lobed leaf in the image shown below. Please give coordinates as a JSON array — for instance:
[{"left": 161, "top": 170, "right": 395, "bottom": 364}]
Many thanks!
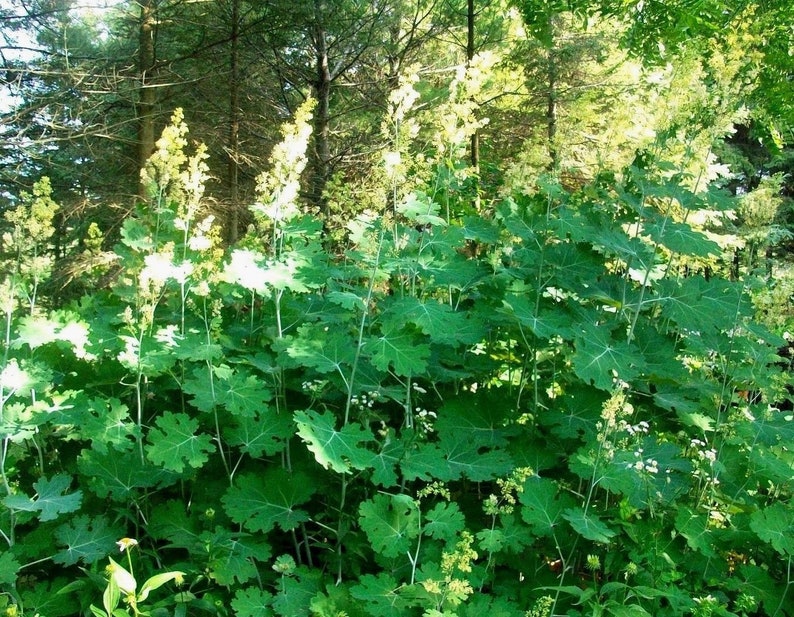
[
  {"left": 520, "top": 476, "right": 576, "bottom": 537},
  {"left": 365, "top": 325, "right": 431, "bottom": 376},
  {"left": 294, "top": 410, "right": 373, "bottom": 473},
  {"left": 3, "top": 474, "right": 82, "bottom": 522},
  {"left": 53, "top": 514, "right": 122, "bottom": 566},
  {"left": 223, "top": 469, "right": 315, "bottom": 533},
  {"left": 358, "top": 493, "right": 420, "bottom": 559},
  {"left": 146, "top": 411, "right": 216, "bottom": 473},
  {"left": 573, "top": 322, "right": 646, "bottom": 391}
]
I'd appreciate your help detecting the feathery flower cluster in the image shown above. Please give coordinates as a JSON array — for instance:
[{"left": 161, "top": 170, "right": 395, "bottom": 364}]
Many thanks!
[
  {"left": 351, "top": 391, "right": 380, "bottom": 411},
  {"left": 140, "top": 108, "right": 189, "bottom": 203},
  {"left": 417, "top": 481, "right": 450, "bottom": 502},
  {"left": 624, "top": 420, "right": 650, "bottom": 436},
  {"left": 689, "top": 437, "right": 720, "bottom": 487},
  {"left": 690, "top": 438, "right": 717, "bottom": 463},
  {"left": 525, "top": 595, "right": 554, "bottom": 617},
  {"left": 441, "top": 532, "right": 478, "bottom": 575},
  {"left": 253, "top": 99, "right": 316, "bottom": 224},
  {"left": 484, "top": 467, "right": 534, "bottom": 516},
  {"left": 420, "top": 531, "right": 477, "bottom": 609},
  {"left": 629, "top": 448, "right": 659, "bottom": 474}
]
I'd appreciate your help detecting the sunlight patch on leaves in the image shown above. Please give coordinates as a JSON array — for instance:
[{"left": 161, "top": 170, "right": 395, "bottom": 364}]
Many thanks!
[{"left": 14, "top": 311, "right": 93, "bottom": 359}]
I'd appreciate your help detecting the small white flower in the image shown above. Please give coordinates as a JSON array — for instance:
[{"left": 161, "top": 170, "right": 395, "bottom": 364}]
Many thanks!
[{"left": 116, "top": 537, "right": 138, "bottom": 552}]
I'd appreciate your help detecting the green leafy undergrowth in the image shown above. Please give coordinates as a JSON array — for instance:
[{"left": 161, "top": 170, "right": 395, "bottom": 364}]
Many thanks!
[{"left": 0, "top": 110, "right": 792, "bottom": 617}]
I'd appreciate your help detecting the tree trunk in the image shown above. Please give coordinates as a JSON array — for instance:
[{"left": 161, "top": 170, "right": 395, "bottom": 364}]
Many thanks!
[
  {"left": 387, "top": 18, "right": 401, "bottom": 91},
  {"left": 310, "top": 0, "right": 332, "bottom": 216},
  {"left": 228, "top": 0, "right": 241, "bottom": 243},
  {"left": 545, "top": 16, "right": 558, "bottom": 171},
  {"left": 467, "top": 0, "right": 479, "bottom": 172},
  {"left": 466, "top": 0, "right": 482, "bottom": 212},
  {"left": 546, "top": 61, "right": 557, "bottom": 170},
  {"left": 137, "top": 0, "right": 157, "bottom": 201}
]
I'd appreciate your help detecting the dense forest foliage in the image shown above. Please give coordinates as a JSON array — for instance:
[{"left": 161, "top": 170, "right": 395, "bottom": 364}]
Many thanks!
[{"left": 1, "top": 1, "right": 793, "bottom": 616}]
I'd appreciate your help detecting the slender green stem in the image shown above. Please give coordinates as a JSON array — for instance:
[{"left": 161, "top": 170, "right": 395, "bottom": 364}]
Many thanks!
[
  {"left": 19, "top": 555, "right": 52, "bottom": 570},
  {"left": 0, "top": 437, "right": 14, "bottom": 546},
  {"left": 30, "top": 435, "right": 45, "bottom": 477},
  {"left": 135, "top": 371, "right": 145, "bottom": 464},
  {"left": 773, "top": 556, "right": 792, "bottom": 617},
  {"left": 3, "top": 306, "right": 11, "bottom": 364},
  {"left": 249, "top": 290, "right": 256, "bottom": 338},
  {"left": 271, "top": 285, "right": 292, "bottom": 472},
  {"left": 300, "top": 523, "right": 314, "bottom": 568},
  {"left": 125, "top": 547, "right": 136, "bottom": 581},
  {"left": 0, "top": 304, "right": 12, "bottom": 547},
  {"left": 180, "top": 281, "right": 187, "bottom": 336},
  {"left": 274, "top": 289, "right": 283, "bottom": 344},
  {"left": 200, "top": 298, "right": 228, "bottom": 481},
  {"left": 549, "top": 530, "right": 573, "bottom": 617},
  {"left": 408, "top": 507, "right": 422, "bottom": 585},
  {"left": 334, "top": 476, "right": 348, "bottom": 585},
  {"left": 344, "top": 225, "right": 385, "bottom": 426},
  {"left": 404, "top": 376, "right": 414, "bottom": 430}
]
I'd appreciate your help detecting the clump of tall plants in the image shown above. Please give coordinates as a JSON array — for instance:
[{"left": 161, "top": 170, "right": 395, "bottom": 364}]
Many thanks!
[{"left": 0, "top": 77, "right": 792, "bottom": 617}]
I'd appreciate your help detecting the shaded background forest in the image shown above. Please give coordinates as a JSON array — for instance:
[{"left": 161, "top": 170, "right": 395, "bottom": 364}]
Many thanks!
[{"left": 1, "top": 0, "right": 793, "bottom": 299}]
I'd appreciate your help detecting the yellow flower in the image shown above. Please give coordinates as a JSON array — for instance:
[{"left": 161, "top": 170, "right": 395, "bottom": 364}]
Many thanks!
[{"left": 421, "top": 579, "right": 443, "bottom": 595}]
